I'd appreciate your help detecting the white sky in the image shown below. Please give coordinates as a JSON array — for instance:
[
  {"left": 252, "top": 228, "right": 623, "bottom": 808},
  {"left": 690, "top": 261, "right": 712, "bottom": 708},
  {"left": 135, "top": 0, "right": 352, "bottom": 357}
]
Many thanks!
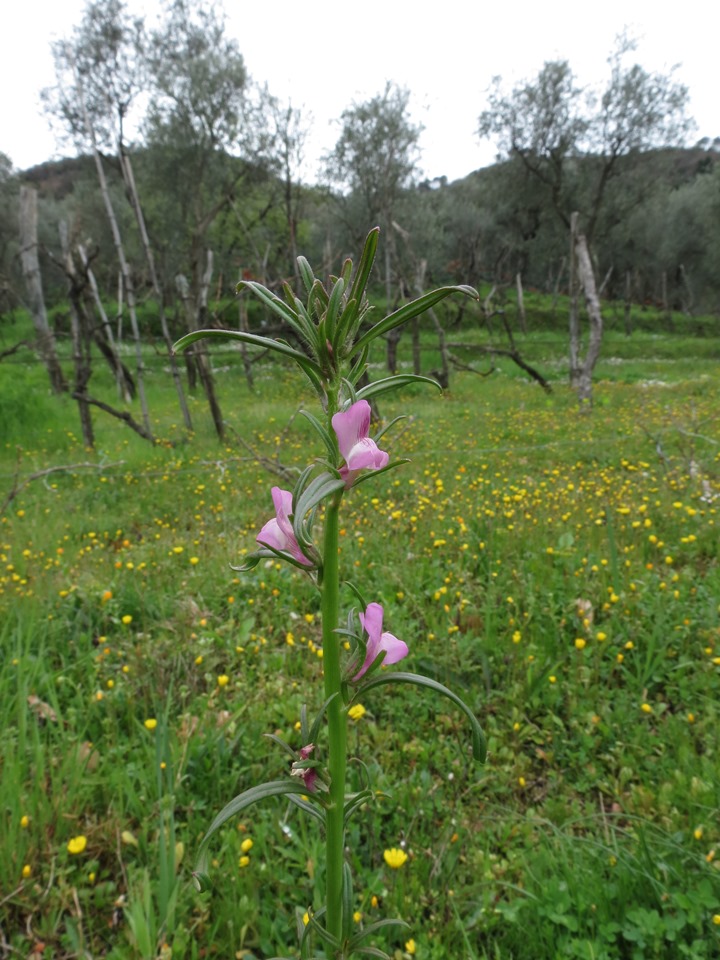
[{"left": 2, "top": 0, "right": 716, "bottom": 182}]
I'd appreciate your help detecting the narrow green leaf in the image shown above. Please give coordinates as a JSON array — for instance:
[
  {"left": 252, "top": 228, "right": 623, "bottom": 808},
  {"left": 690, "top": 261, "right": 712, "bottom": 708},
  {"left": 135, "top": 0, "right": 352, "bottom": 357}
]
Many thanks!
[
  {"left": 343, "top": 580, "right": 368, "bottom": 610},
  {"left": 354, "top": 672, "right": 487, "bottom": 762},
  {"left": 294, "top": 473, "right": 345, "bottom": 528},
  {"left": 353, "top": 285, "right": 479, "bottom": 354},
  {"left": 310, "top": 278, "right": 330, "bottom": 312},
  {"left": 325, "top": 277, "right": 346, "bottom": 343},
  {"left": 282, "top": 281, "right": 318, "bottom": 348},
  {"left": 349, "top": 918, "right": 410, "bottom": 949},
  {"left": 349, "top": 227, "right": 380, "bottom": 304},
  {"left": 234, "top": 543, "right": 316, "bottom": 572},
  {"left": 263, "top": 733, "right": 297, "bottom": 758},
  {"left": 196, "top": 780, "right": 306, "bottom": 861},
  {"left": 286, "top": 794, "right": 325, "bottom": 824},
  {"left": 347, "top": 344, "right": 369, "bottom": 385},
  {"left": 354, "top": 374, "right": 441, "bottom": 404},
  {"left": 172, "top": 329, "right": 322, "bottom": 377},
  {"left": 308, "top": 692, "right": 341, "bottom": 744},
  {"left": 292, "top": 463, "right": 317, "bottom": 505},
  {"left": 239, "top": 279, "right": 302, "bottom": 328},
  {"left": 297, "top": 256, "right": 315, "bottom": 294},
  {"left": 349, "top": 459, "right": 410, "bottom": 489},
  {"left": 331, "top": 296, "right": 359, "bottom": 355},
  {"left": 340, "top": 257, "right": 354, "bottom": 287},
  {"left": 355, "top": 947, "right": 392, "bottom": 959},
  {"left": 344, "top": 789, "right": 373, "bottom": 825},
  {"left": 342, "top": 862, "right": 354, "bottom": 942},
  {"left": 307, "top": 912, "right": 340, "bottom": 950},
  {"left": 299, "top": 410, "right": 337, "bottom": 462},
  {"left": 373, "top": 415, "right": 407, "bottom": 445}
]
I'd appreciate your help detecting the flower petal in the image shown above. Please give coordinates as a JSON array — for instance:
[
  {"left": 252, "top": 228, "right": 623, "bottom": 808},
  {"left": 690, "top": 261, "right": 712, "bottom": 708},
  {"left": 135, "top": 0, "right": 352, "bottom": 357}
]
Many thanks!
[
  {"left": 256, "top": 517, "right": 286, "bottom": 553},
  {"left": 355, "top": 603, "right": 407, "bottom": 679},
  {"left": 332, "top": 400, "right": 371, "bottom": 461},
  {"left": 257, "top": 488, "right": 312, "bottom": 566},
  {"left": 377, "top": 630, "right": 408, "bottom": 666},
  {"left": 345, "top": 437, "right": 389, "bottom": 473}
]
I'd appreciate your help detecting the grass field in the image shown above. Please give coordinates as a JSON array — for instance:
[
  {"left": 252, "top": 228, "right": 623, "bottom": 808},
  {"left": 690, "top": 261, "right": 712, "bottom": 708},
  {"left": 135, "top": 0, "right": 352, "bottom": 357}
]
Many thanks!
[{"left": 1, "top": 308, "right": 720, "bottom": 959}]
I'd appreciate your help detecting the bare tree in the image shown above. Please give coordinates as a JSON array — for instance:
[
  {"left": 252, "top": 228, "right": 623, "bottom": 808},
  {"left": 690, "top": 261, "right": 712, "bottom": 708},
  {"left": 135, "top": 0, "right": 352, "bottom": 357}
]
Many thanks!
[{"left": 17, "top": 186, "right": 66, "bottom": 394}]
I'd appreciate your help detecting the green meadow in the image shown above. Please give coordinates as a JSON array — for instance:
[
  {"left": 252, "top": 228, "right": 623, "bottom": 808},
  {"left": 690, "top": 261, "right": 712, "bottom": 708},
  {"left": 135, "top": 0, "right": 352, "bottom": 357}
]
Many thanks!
[{"left": 1, "top": 311, "right": 719, "bottom": 959}]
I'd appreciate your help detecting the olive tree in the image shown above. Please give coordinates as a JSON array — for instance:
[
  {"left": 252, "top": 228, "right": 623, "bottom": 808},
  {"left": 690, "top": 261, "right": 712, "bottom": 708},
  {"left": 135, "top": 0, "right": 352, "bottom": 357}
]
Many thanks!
[{"left": 478, "top": 36, "right": 692, "bottom": 405}]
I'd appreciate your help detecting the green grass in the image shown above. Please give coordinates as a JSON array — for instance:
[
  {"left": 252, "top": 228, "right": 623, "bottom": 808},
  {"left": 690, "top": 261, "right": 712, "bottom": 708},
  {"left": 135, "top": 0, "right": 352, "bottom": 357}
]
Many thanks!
[{"left": 1, "top": 305, "right": 720, "bottom": 958}]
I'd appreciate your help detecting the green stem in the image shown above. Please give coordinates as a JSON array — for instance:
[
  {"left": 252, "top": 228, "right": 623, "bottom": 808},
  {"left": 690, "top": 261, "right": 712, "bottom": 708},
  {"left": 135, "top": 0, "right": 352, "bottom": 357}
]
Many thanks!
[{"left": 322, "top": 490, "right": 346, "bottom": 945}]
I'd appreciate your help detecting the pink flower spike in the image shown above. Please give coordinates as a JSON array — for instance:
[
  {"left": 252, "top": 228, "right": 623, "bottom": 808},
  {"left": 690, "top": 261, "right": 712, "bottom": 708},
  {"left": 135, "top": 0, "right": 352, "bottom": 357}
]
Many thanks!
[
  {"left": 354, "top": 602, "right": 408, "bottom": 680},
  {"left": 256, "top": 487, "right": 312, "bottom": 566},
  {"left": 331, "top": 400, "right": 389, "bottom": 486}
]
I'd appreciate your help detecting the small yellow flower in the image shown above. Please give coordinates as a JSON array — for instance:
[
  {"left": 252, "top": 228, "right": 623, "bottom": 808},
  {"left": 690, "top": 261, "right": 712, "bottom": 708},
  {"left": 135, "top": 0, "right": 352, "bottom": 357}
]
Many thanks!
[
  {"left": 348, "top": 704, "right": 366, "bottom": 721},
  {"left": 512, "top": 630, "right": 521, "bottom": 643},
  {"left": 144, "top": 718, "right": 158, "bottom": 731},
  {"left": 353, "top": 911, "right": 362, "bottom": 923},
  {"left": 67, "top": 835, "right": 88, "bottom": 855},
  {"left": 302, "top": 911, "right": 310, "bottom": 926},
  {"left": 383, "top": 847, "right": 408, "bottom": 869},
  {"left": 102, "top": 590, "right": 112, "bottom": 602},
  {"left": 189, "top": 556, "right": 199, "bottom": 565},
  {"left": 405, "top": 939, "right": 416, "bottom": 955},
  {"left": 694, "top": 827, "right": 703, "bottom": 841},
  {"left": 640, "top": 703, "right": 653, "bottom": 714},
  {"left": 217, "top": 674, "right": 230, "bottom": 687},
  {"left": 22, "top": 864, "right": 31, "bottom": 879},
  {"left": 240, "top": 838, "right": 253, "bottom": 853},
  {"left": 713, "top": 914, "right": 720, "bottom": 926},
  {"left": 20, "top": 815, "right": 30, "bottom": 828},
  {"left": 238, "top": 855, "right": 250, "bottom": 868},
  {"left": 574, "top": 638, "right": 586, "bottom": 650},
  {"left": 518, "top": 776, "right": 526, "bottom": 788},
  {"left": 121, "top": 615, "right": 133, "bottom": 625},
  {"left": 596, "top": 631, "right": 607, "bottom": 642},
  {"left": 371, "top": 895, "right": 379, "bottom": 908}
]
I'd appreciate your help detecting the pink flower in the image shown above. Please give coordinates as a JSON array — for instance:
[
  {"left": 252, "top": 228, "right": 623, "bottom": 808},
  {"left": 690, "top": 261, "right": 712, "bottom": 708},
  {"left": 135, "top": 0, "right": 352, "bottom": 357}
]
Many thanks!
[
  {"left": 256, "top": 487, "right": 312, "bottom": 566},
  {"left": 353, "top": 602, "right": 408, "bottom": 680},
  {"left": 331, "top": 400, "right": 389, "bottom": 486}
]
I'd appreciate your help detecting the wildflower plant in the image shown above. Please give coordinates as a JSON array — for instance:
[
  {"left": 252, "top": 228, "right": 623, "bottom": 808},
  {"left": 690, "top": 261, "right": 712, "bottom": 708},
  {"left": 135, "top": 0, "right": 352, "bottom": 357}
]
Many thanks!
[{"left": 174, "top": 228, "right": 486, "bottom": 959}]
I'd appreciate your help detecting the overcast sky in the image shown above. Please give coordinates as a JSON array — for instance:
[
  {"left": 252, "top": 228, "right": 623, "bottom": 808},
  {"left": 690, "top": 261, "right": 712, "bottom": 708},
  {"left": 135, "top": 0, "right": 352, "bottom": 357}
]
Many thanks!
[{"left": 2, "top": 0, "right": 716, "bottom": 182}]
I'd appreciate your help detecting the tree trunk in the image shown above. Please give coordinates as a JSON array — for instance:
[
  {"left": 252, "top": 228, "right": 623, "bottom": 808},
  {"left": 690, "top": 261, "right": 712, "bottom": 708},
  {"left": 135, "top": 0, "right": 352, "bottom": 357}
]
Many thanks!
[
  {"left": 568, "top": 212, "right": 581, "bottom": 387},
  {"left": 118, "top": 147, "right": 193, "bottom": 432},
  {"left": 624, "top": 270, "right": 633, "bottom": 337},
  {"left": 176, "top": 254, "right": 224, "bottom": 442},
  {"left": 574, "top": 231, "right": 603, "bottom": 409},
  {"left": 386, "top": 327, "right": 401, "bottom": 375},
  {"left": 18, "top": 186, "right": 66, "bottom": 394},
  {"left": 551, "top": 256, "right": 565, "bottom": 322},
  {"left": 238, "top": 284, "right": 255, "bottom": 391},
  {"left": 515, "top": 272, "right": 527, "bottom": 334},
  {"left": 116, "top": 270, "right": 124, "bottom": 342},
  {"left": 660, "top": 270, "right": 674, "bottom": 331},
  {"left": 77, "top": 243, "right": 135, "bottom": 401},
  {"left": 59, "top": 222, "right": 94, "bottom": 448},
  {"left": 411, "top": 316, "right": 421, "bottom": 375},
  {"left": 679, "top": 264, "right": 694, "bottom": 316},
  {"left": 72, "top": 61, "right": 152, "bottom": 438}
]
